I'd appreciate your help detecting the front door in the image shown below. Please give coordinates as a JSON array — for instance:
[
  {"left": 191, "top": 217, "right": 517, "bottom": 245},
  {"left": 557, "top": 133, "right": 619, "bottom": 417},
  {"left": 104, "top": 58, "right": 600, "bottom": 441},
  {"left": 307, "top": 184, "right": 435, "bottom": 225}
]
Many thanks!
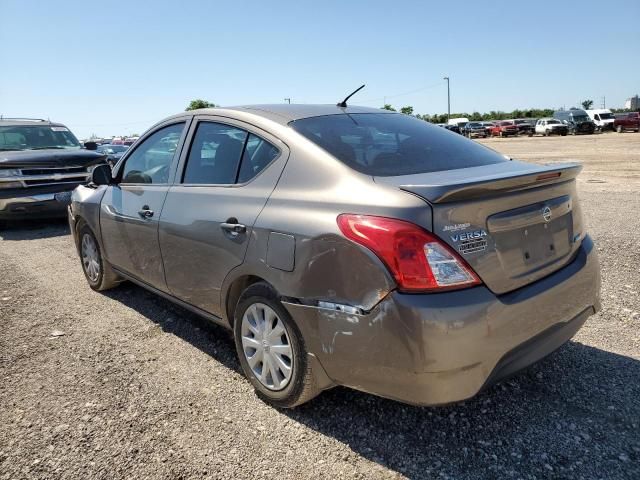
[
  {"left": 100, "top": 121, "right": 187, "bottom": 291},
  {"left": 159, "top": 118, "right": 288, "bottom": 316}
]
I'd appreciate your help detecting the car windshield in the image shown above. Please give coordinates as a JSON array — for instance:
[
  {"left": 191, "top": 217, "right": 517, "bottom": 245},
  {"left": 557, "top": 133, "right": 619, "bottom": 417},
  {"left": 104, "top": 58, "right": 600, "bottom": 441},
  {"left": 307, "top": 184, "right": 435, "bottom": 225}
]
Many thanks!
[
  {"left": 598, "top": 113, "right": 614, "bottom": 120},
  {"left": 0, "top": 125, "right": 80, "bottom": 150},
  {"left": 547, "top": 120, "right": 561, "bottom": 125},
  {"left": 290, "top": 113, "right": 507, "bottom": 176},
  {"left": 467, "top": 122, "right": 482, "bottom": 127},
  {"left": 572, "top": 115, "right": 590, "bottom": 123}
]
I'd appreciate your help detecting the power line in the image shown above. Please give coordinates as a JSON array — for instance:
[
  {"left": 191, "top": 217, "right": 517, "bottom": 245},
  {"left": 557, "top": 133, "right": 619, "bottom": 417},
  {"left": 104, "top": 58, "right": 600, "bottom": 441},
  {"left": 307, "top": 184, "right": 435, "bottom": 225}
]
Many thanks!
[{"left": 358, "top": 80, "right": 446, "bottom": 105}]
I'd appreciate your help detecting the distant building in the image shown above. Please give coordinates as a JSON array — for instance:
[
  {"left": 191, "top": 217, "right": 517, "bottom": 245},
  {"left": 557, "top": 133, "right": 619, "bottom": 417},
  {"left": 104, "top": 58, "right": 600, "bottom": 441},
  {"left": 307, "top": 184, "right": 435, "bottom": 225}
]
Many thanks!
[{"left": 624, "top": 95, "right": 639, "bottom": 110}]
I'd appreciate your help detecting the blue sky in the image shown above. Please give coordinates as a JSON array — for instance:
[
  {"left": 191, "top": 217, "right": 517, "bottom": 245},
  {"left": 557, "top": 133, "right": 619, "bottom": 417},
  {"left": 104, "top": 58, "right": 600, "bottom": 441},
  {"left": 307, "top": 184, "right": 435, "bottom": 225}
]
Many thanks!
[{"left": 1, "top": 0, "right": 638, "bottom": 139}]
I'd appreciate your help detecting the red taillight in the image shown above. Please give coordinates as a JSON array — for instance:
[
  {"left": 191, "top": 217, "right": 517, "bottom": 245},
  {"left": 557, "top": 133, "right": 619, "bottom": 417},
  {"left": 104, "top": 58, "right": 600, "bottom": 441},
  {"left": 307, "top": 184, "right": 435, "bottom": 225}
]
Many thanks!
[{"left": 337, "top": 214, "right": 481, "bottom": 292}]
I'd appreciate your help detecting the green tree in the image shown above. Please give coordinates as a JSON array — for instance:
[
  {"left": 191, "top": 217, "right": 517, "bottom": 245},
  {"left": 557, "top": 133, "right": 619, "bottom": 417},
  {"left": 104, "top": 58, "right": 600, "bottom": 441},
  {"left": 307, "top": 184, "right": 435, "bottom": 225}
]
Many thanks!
[
  {"left": 400, "top": 106, "right": 414, "bottom": 115},
  {"left": 381, "top": 104, "right": 396, "bottom": 111},
  {"left": 581, "top": 99, "right": 594, "bottom": 110},
  {"left": 186, "top": 99, "right": 217, "bottom": 111}
]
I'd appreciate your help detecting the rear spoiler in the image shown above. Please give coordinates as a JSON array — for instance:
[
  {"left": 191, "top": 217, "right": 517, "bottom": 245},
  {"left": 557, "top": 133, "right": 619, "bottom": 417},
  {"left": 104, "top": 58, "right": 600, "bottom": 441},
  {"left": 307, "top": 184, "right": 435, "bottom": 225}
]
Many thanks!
[{"left": 384, "top": 162, "right": 583, "bottom": 204}]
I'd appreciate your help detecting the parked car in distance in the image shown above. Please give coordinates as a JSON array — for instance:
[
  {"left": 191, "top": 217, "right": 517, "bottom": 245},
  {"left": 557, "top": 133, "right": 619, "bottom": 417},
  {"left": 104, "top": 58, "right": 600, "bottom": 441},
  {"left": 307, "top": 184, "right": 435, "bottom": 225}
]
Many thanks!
[
  {"left": 490, "top": 121, "right": 519, "bottom": 137},
  {"left": 461, "top": 122, "right": 488, "bottom": 138},
  {"left": 535, "top": 118, "right": 569, "bottom": 136},
  {"left": 613, "top": 112, "right": 640, "bottom": 133},
  {"left": 69, "top": 104, "right": 601, "bottom": 408},
  {"left": 512, "top": 119, "right": 535, "bottom": 136},
  {"left": 553, "top": 109, "right": 595, "bottom": 135},
  {"left": 480, "top": 121, "right": 496, "bottom": 136},
  {"left": 0, "top": 118, "right": 105, "bottom": 225},
  {"left": 437, "top": 123, "right": 461, "bottom": 134},
  {"left": 123, "top": 136, "right": 139, "bottom": 146},
  {"left": 586, "top": 109, "right": 615, "bottom": 132},
  {"left": 96, "top": 144, "right": 129, "bottom": 167}
]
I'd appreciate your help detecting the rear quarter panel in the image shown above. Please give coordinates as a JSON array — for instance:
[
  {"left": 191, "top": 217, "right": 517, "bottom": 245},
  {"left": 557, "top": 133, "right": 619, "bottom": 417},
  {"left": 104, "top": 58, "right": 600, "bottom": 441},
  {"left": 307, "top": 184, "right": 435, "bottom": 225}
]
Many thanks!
[{"left": 221, "top": 133, "right": 433, "bottom": 321}]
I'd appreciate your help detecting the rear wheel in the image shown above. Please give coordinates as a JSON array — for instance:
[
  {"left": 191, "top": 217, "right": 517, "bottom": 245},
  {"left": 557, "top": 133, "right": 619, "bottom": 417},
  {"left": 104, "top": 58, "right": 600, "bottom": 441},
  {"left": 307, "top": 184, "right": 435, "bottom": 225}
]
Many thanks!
[
  {"left": 79, "top": 226, "right": 120, "bottom": 291},
  {"left": 234, "top": 282, "right": 320, "bottom": 408}
]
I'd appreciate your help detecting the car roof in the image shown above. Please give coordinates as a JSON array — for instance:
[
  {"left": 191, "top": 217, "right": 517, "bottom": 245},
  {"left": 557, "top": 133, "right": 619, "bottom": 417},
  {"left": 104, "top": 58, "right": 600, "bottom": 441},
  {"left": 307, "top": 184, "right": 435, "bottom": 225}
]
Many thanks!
[
  {"left": 165, "top": 104, "right": 396, "bottom": 126},
  {"left": 0, "top": 118, "right": 67, "bottom": 127}
]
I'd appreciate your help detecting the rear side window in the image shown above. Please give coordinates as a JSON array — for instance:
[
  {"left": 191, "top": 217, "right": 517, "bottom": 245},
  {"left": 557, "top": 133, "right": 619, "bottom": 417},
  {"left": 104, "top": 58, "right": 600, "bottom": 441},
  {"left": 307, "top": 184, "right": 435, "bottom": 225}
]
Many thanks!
[
  {"left": 290, "top": 113, "right": 506, "bottom": 176},
  {"left": 183, "top": 122, "right": 247, "bottom": 184},
  {"left": 237, "top": 134, "right": 279, "bottom": 183}
]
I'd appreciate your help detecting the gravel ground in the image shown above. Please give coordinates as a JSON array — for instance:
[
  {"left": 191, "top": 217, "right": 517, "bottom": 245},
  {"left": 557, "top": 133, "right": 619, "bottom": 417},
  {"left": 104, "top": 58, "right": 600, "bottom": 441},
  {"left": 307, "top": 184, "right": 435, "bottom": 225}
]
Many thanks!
[{"left": 1, "top": 134, "right": 639, "bottom": 479}]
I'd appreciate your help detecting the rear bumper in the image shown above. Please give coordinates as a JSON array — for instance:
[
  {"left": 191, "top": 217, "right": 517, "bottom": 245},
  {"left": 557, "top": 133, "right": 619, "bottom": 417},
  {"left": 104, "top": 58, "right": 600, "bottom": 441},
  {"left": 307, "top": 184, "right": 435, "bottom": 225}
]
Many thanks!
[{"left": 284, "top": 235, "right": 600, "bottom": 405}]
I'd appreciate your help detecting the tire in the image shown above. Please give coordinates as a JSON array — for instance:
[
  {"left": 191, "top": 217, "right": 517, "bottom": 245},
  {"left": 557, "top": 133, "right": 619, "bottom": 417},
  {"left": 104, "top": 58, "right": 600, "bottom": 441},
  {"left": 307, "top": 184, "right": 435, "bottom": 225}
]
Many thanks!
[
  {"left": 78, "top": 225, "right": 120, "bottom": 291},
  {"left": 544, "top": 130, "right": 549, "bottom": 137},
  {"left": 616, "top": 125, "right": 623, "bottom": 133},
  {"left": 233, "top": 282, "right": 320, "bottom": 408}
]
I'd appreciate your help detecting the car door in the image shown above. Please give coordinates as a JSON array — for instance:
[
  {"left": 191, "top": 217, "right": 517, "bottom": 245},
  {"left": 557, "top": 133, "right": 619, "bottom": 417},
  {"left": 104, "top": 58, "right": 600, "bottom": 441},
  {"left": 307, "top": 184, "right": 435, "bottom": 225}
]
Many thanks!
[
  {"left": 159, "top": 116, "right": 289, "bottom": 317},
  {"left": 100, "top": 120, "right": 189, "bottom": 291}
]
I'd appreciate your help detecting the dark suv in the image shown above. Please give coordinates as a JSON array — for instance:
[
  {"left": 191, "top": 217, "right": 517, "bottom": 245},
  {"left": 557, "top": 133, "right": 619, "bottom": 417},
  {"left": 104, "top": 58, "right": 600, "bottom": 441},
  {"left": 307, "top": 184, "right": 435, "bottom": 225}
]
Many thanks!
[
  {"left": 553, "top": 109, "right": 596, "bottom": 135},
  {"left": 0, "top": 118, "right": 105, "bottom": 225}
]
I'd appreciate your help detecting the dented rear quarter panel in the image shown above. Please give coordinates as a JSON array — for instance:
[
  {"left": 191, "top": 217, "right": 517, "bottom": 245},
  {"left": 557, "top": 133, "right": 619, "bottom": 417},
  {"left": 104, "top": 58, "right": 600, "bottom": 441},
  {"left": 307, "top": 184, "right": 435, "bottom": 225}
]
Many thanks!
[{"left": 220, "top": 127, "right": 433, "bottom": 322}]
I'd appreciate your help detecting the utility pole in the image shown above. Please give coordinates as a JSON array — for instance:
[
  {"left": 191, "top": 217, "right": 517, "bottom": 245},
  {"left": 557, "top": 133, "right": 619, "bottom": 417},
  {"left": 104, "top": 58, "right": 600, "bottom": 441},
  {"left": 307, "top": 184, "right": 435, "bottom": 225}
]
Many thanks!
[
  {"left": 601, "top": 96, "right": 606, "bottom": 109},
  {"left": 443, "top": 77, "right": 450, "bottom": 122},
  {"left": 284, "top": 98, "right": 291, "bottom": 104}
]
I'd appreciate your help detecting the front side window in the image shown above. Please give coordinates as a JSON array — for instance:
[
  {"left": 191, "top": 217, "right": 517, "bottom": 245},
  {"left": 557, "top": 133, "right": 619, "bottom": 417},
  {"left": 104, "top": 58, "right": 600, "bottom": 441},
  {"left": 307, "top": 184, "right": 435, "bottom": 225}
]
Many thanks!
[
  {"left": 121, "top": 122, "right": 185, "bottom": 184},
  {"left": 290, "top": 113, "right": 506, "bottom": 177},
  {"left": 183, "top": 122, "right": 248, "bottom": 184}
]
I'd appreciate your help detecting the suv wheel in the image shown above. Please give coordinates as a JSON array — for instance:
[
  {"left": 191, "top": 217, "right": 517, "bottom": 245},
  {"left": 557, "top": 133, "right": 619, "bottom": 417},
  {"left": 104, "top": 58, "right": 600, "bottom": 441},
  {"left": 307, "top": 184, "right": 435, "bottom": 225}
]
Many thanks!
[
  {"left": 234, "top": 282, "right": 320, "bottom": 408},
  {"left": 617, "top": 125, "right": 623, "bottom": 133},
  {"left": 79, "top": 226, "right": 120, "bottom": 291}
]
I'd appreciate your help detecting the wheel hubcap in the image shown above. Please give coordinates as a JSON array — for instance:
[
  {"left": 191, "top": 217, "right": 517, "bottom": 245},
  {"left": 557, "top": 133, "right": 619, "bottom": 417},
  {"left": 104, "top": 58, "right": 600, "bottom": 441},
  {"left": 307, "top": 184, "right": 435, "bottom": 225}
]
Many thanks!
[
  {"left": 81, "top": 233, "right": 100, "bottom": 283},
  {"left": 241, "top": 303, "right": 293, "bottom": 391}
]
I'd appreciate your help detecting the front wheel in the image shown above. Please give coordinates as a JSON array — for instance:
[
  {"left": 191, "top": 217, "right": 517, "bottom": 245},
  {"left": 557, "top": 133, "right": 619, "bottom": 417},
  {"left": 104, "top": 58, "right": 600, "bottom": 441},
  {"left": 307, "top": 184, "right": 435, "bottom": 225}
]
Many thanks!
[
  {"left": 617, "top": 125, "right": 623, "bottom": 133},
  {"left": 79, "top": 226, "right": 120, "bottom": 291},
  {"left": 234, "top": 282, "right": 320, "bottom": 408}
]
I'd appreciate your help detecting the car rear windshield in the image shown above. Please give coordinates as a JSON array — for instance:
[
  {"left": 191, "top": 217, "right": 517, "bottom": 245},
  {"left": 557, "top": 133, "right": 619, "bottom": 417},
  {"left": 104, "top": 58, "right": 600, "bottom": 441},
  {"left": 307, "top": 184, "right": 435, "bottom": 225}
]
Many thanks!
[{"left": 290, "top": 113, "right": 506, "bottom": 176}]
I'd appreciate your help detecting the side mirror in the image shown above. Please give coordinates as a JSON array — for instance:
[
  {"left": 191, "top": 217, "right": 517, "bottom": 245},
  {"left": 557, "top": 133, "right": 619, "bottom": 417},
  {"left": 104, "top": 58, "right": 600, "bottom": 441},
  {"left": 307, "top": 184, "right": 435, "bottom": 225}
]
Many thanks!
[
  {"left": 84, "top": 141, "right": 98, "bottom": 151},
  {"left": 91, "top": 164, "right": 113, "bottom": 185}
]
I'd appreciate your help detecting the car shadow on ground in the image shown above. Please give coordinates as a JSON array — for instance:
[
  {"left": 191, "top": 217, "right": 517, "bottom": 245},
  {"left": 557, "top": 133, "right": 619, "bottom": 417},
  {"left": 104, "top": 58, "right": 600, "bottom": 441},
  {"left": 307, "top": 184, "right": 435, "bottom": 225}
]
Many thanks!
[
  {"left": 0, "top": 218, "right": 70, "bottom": 241},
  {"left": 105, "top": 282, "right": 639, "bottom": 479}
]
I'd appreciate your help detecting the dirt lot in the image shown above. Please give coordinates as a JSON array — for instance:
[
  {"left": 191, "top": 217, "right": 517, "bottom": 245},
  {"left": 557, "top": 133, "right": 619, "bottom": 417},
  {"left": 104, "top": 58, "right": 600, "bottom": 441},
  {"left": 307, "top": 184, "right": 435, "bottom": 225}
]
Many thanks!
[{"left": 1, "top": 132, "right": 639, "bottom": 479}]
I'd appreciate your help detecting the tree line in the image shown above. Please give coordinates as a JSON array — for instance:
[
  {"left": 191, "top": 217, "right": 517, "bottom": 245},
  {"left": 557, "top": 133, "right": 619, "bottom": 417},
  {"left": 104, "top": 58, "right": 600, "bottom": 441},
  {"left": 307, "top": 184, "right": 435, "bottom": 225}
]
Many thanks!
[{"left": 381, "top": 104, "right": 557, "bottom": 123}]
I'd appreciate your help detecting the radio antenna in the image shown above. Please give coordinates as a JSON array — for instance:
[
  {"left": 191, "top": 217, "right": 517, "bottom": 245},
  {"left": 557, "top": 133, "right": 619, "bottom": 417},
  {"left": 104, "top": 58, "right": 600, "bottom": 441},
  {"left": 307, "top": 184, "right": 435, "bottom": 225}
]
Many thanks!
[{"left": 337, "top": 84, "right": 365, "bottom": 108}]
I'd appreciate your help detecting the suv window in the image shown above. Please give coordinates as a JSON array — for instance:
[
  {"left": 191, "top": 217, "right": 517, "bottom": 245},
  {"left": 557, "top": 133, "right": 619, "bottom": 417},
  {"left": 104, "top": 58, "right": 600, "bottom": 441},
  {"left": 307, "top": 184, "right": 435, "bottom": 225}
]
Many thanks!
[
  {"left": 121, "top": 123, "right": 185, "bottom": 184},
  {"left": 290, "top": 114, "right": 506, "bottom": 176},
  {"left": 237, "top": 134, "right": 279, "bottom": 183},
  {"left": 183, "top": 122, "right": 247, "bottom": 184}
]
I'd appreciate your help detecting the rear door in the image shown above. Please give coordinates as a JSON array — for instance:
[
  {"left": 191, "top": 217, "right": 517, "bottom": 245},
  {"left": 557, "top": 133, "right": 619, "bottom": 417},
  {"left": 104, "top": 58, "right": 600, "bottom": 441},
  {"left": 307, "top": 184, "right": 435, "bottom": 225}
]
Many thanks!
[
  {"left": 159, "top": 116, "right": 289, "bottom": 317},
  {"left": 100, "top": 120, "right": 189, "bottom": 291}
]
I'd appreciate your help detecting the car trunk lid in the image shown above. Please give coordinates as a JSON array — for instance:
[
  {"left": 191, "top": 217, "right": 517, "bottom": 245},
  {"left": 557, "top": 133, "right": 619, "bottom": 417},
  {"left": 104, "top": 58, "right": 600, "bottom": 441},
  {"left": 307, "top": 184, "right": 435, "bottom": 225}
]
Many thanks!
[{"left": 375, "top": 161, "right": 585, "bottom": 294}]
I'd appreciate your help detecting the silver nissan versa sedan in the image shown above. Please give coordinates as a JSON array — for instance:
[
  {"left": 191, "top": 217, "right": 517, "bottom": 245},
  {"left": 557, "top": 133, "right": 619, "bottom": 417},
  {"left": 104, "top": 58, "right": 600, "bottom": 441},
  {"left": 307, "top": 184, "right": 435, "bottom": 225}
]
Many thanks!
[{"left": 68, "top": 104, "right": 601, "bottom": 408}]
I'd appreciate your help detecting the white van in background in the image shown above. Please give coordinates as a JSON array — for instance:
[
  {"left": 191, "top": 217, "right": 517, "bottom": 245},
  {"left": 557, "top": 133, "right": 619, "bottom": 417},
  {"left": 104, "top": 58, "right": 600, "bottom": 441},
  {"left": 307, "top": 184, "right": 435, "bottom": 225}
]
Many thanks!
[
  {"left": 586, "top": 109, "right": 615, "bottom": 131},
  {"left": 447, "top": 117, "right": 470, "bottom": 126}
]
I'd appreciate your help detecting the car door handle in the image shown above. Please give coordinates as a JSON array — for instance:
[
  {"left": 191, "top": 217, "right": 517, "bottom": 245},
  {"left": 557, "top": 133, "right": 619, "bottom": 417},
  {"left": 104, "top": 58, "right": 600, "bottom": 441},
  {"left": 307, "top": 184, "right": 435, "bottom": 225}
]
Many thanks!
[
  {"left": 220, "top": 220, "right": 247, "bottom": 236},
  {"left": 138, "top": 206, "right": 154, "bottom": 218}
]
